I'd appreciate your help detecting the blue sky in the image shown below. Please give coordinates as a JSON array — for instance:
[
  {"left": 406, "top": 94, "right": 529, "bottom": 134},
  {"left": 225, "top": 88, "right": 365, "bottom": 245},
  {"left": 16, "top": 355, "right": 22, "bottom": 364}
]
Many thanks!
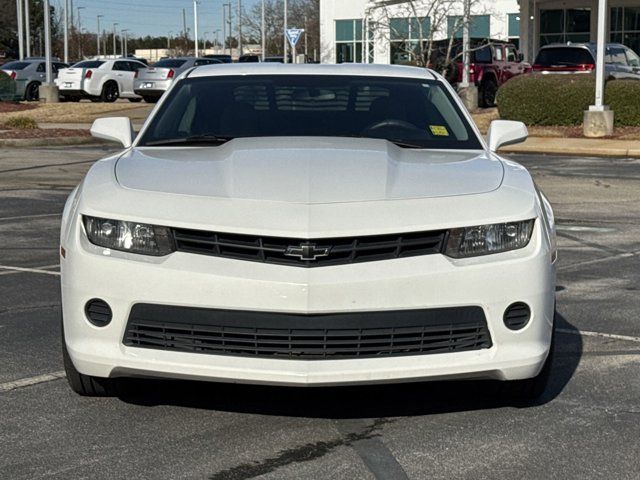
[{"left": 53, "top": 0, "right": 261, "bottom": 39}]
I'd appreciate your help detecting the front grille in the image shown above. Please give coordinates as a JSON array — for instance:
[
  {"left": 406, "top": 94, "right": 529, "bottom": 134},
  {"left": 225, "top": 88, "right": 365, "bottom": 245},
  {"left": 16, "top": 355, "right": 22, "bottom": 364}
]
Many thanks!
[
  {"left": 123, "top": 304, "right": 492, "bottom": 360},
  {"left": 172, "top": 228, "right": 447, "bottom": 267}
]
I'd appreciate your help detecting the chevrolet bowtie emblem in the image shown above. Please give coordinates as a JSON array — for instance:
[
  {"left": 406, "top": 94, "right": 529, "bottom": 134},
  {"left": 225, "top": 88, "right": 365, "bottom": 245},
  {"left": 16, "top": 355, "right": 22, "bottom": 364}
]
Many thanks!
[{"left": 285, "top": 242, "right": 331, "bottom": 261}]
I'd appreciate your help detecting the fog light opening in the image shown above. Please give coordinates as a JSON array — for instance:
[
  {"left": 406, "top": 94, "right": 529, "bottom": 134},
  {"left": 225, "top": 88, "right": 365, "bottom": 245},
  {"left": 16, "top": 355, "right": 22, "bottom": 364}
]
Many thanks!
[
  {"left": 503, "top": 302, "right": 531, "bottom": 331},
  {"left": 85, "top": 299, "right": 113, "bottom": 327}
]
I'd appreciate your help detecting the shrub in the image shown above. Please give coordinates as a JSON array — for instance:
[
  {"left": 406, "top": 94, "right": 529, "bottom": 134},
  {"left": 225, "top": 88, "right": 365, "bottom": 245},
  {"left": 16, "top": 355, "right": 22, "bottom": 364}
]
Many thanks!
[
  {"left": 0, "top": 70, "right": 18, "bottom": 102},
  {"left": 4, "top": 116, "right": 39, "bottom": 129},
  {"left": 496, "top": 74, "right": 640, "bottom": 127}
]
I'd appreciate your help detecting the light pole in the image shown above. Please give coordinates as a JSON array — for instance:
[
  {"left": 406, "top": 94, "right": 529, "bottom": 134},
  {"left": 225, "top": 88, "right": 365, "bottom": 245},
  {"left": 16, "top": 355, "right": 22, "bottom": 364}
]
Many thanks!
[
  {"left": 77, "top": 6, "right": 85, "bottom": 59},
  {"left": 193, "top": 0, "right": 200, "bottom": 57},
  {"left": 261, "top": 0, "right": 265, "bottom": 61},
  {"left": 283, "top": 0, "right": 288, "bottom": 63},
  {"left": 167, "top": 31, "right": 172, "bottom": 50},
  {"left": 43, "top": 0, "right": 53, "bottom": 83},
  {"left": 214, "top": 29, "right": 220, "bottom": 50},
  {"left": 64, "top": 0, "right": 69, "bottom": 63},
  {"left": 237, "top": 0, "right": 242, "bottom": 56},
  {"left": 96, "top": 15, "right": 103, "bottom": 58},
  {"left": 121, "top": 29, "right": 129, "bottom": 57},
  {"left": 24, "top": 0, "right": 30, "bottom": 57},
  {"left": 16, "top": 0, "right": 25, "bottom": 60},
  {"left": 112, "top": 23, "right": 118, "bottom": 57}
]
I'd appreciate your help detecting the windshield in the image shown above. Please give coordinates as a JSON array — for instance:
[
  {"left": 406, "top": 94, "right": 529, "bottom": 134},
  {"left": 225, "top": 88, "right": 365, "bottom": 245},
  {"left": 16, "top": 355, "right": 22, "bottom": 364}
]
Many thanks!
[
  {"left": 72, "top": 60, "right": 105, "bottom": 68},
  {"left": 138, "top": 75, "right": 482, "bottom": 149},
  {"left": 2, "top": 61, "right": 30, "bottom": 70},
  {"left": 154, "top": 59, "right": 187, "bottom": 68},
  {"left": 535, "top": 48, "right": 594, "bottom": 66}
]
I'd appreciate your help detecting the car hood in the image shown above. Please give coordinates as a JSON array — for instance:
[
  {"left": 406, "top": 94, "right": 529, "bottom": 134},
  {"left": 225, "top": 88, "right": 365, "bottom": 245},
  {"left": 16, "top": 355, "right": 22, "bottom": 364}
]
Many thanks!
[{"left": 115, "top": 137, "right": 501, "bottom": 204}]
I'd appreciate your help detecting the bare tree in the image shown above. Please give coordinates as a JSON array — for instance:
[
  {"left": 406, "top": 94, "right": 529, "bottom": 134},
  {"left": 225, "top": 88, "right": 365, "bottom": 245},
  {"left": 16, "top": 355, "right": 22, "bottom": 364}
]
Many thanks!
[
  {"left": 368, "top": 0, "right": 491, "bottom": 73},
  {"left": 242, "top": 0, "right": 319, "bottom": 59}
]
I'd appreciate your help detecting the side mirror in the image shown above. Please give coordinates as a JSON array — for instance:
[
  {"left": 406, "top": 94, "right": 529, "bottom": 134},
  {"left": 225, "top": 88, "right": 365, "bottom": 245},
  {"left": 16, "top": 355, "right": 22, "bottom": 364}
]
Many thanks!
[
  {"left": 487, "top": 120, "right": 528, "bottom": 152},
  {"left": 90, "top": 117, "right": 134, "bottom": 148},
  {"left": 518, "top": 52, "right": 525, "bottom": 62}
]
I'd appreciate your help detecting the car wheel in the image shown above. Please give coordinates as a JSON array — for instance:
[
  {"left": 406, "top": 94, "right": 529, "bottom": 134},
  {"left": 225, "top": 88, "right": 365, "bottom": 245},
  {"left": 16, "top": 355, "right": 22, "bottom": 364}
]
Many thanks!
[
  {"left": 25, "top": 82, "right": 40, "bottom": 102},
  {"left": 128, "top": 98, "right": 143, "bottom": 103},
  {"left": 61, "top": 320, "right": 116, "bottom": 397},
  {"left": 100, "top": 81, "right": 119, "bottom": 103},
  {"left": 480, "top": 78, "right": 498, "bottom": 108},
  {"left": 142, "top": 95, "right": 158, "bottom": 104}
]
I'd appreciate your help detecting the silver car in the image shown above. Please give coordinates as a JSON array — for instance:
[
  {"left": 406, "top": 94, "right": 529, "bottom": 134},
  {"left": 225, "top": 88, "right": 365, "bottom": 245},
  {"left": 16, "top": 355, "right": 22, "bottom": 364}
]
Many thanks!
[
  {"left": 134, "top": 57, "right": 222, "bottom": 103},
  {"left": 0, "top": 59, "right": 69, "bottom": 101}
]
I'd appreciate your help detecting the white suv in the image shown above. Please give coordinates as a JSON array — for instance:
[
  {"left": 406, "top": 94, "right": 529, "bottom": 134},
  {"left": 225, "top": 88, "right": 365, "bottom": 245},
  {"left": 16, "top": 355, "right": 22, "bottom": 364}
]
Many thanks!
[
  {"left": 61, "top": 64, "right": 557, "bottom": 400},
  {"left": 56, "top": 59, "right": 147, "bottom": 102}
]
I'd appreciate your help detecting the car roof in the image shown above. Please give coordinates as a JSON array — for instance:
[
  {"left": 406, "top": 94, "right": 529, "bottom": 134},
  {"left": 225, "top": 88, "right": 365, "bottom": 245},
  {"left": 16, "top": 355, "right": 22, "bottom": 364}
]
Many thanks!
[
  {"left": 540, "top": 42, "right": 628, "bottom": 49},
  {"left": 188, "top": 63, "right": 438, "bottom": 81}
]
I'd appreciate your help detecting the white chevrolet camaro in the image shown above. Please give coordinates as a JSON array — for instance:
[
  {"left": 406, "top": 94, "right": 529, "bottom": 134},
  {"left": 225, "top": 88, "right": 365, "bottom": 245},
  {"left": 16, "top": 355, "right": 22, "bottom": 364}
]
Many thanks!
[{"left": 60, "top": 64, "right": 557, "bottom": 399}]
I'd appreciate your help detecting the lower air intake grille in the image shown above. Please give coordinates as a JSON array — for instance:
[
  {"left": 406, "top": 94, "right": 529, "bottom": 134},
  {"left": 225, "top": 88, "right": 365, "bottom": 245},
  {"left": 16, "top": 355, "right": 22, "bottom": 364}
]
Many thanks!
[{"left": 123, "top": 304, "right": 492, "bottom": 360}]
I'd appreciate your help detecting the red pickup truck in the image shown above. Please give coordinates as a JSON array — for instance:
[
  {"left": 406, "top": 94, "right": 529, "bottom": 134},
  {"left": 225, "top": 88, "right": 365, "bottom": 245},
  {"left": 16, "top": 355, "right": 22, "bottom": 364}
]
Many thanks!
[{"left": 429, "top": 39, "right": 531, "bottom": 107}]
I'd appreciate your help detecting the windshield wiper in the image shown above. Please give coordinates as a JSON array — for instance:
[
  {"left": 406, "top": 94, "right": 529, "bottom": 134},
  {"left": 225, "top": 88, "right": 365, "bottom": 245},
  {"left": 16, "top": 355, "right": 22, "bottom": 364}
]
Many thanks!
[
  {"left": 336, "top": 134, "right": 425, "bottom": 149},
  {"left": 143, "top": 134, "right": 235, "bottom": 147}
]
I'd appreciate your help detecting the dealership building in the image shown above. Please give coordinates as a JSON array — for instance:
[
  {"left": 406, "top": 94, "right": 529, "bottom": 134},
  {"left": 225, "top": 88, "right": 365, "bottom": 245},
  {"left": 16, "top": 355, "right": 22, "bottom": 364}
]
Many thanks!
[{"left": 319, "top": 0, "right": 640, "bottom": 64}]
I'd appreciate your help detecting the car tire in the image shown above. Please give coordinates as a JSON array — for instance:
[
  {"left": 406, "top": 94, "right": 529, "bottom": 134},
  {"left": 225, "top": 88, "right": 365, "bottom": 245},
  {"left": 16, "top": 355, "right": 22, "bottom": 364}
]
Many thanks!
[
  {"left": 479, "top": 77, "right": 498, "bottom": 108},
  {"left": 142, "top": 95, "right": 158, "bottom": 104},
  {"left": 128, "top": 98, "right": 143, "bottom": 103},
  {"left": 100, "top": 81, "right": 119, "bottom": 103},
  {"left": 61, "top": 321, "right": 116, "bottom": 397},
  {"left": 25, "top": 82, "right": 40, "bottom": 102}
]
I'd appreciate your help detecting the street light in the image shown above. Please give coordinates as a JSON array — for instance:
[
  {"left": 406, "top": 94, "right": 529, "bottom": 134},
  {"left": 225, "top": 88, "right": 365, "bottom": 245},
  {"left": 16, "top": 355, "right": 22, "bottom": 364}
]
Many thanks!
[
  {"left": 121, "top": 29, "right": 129, "bottom": 57},
  {"left": 283, "top": 0, "right": 288, "bottom": 63},
  {"left": 261, "top": 0, "right": 265, "bottom": 61},
  {"left": 193, "top": 0, "right": 200, "bottom": 57},
  {"left": 167, "top": 31, "right": 173, "bottom": 50},
  {"left": 237, "top": 0, "right": 242, "bottom": 56},
  {"left": 77, "top": 6, "right": 86, "bottom": 59},
  {"left": 112, "top": 23, "right": 119, "bottom": 57},
  {"left": 16, "top": 0, "right": 24, "bottom": 60},
  {"left": 24, "top": 0, "right": 30, "bottom": 57},
  {"left": 97, "top": 15, "right": 104, "bottom": 58},
  {"left": 63, "top": 0, "right": 70, "bottom": 63}
]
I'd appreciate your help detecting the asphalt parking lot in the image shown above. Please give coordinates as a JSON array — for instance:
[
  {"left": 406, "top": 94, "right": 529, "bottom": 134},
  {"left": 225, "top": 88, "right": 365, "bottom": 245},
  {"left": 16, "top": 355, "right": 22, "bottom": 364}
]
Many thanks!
[{"left": 0, "top": 145, "right": 639, "bottom": 480}]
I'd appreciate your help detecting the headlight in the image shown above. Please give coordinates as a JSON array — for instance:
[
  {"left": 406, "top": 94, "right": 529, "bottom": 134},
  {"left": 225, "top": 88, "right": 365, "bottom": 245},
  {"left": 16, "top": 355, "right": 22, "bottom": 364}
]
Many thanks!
[
  {"left": 445, "top": 220, "right": 535, "bottom": 258},
  {"left": 83, "top": 216, "right": 175, "bottom": 256}
]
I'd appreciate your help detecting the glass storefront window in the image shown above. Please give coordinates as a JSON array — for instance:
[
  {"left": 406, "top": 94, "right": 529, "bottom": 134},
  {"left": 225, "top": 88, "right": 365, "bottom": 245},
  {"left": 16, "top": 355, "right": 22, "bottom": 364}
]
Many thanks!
[
  {"left": 335, "top": 19, "right": 370, "bottom": 63},
  {"left": 611, "top": 7, "right": 640, "bottom": 55},
  {"left": 540, "top": 9, "right": 590, "bottom": 46},
  {"left": 447, "top": 15, "right": 490, "bottom": 38},
  {"left": 389, "top": 17, "right": 431, "bottom": 65}
]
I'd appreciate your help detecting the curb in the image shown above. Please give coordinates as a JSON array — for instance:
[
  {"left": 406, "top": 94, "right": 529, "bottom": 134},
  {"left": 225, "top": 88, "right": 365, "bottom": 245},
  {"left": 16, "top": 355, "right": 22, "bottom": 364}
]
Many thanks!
[
  {"left": 0, "top": 136, "right": 103, "bottom": 148},
  {"left": 499, "top": 137, "right": 640, "bottom": 158}
]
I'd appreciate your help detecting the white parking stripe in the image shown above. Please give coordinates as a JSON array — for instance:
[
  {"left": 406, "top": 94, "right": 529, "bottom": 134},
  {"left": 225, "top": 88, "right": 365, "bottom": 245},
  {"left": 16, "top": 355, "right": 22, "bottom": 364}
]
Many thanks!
[
  {"left": 0, "top": 264, "right": 60, "bottom": 276},
  {"left": 557, "top": 328, "right": 640, "bottom": 343},
  {"left": 0, "top": 265, "right": 61, "bottom": 276},
  {"left": 0, "top": 371, "right": 66, "bottom": 393}
]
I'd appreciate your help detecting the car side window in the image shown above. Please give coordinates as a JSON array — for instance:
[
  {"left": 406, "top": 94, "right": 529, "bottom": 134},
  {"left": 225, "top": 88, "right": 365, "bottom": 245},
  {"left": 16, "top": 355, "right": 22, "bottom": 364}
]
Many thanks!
[
  {"left": 194, "top": 60, "right": 208, "bottom": 66},
  {"left": 625, "top": 48, "right": 640, "bottom": 67},
  {"left": 609, "top": 48, "right": 628, "bottom": 65},
  {"left": 36, "top": 63, "right": 45, "bottom": 72},
  {"left": 130, "top": 62, "right": 145, "bottom": 71},
  {"left": 494, "top": 46, "right": 504, "bottom": 62},
  {"left": 506, "top": 46, "right": 517, "bottom": 62},
  {"left": 113, "top": 61, "right": 128, "bottom": 71}
]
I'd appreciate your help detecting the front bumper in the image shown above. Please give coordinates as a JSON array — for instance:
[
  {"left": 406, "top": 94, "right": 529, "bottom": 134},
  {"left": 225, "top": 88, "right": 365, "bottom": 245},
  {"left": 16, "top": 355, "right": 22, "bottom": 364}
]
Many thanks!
[{"left": 61, "top": 217, "right": 556, "bottom": 386}]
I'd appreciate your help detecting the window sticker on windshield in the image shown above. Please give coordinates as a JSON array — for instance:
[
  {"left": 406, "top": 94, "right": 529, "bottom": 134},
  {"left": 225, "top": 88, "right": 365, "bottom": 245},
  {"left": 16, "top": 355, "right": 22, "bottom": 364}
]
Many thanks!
[{"left": 429, "top": 125, "right": 449, "bottom": 137}]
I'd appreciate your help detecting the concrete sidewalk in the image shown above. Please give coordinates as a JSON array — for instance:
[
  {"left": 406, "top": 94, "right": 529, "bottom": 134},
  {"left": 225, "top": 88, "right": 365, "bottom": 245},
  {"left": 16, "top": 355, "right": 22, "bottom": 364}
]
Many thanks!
[{"left": 499, "top": 136, "right": 640, "bottom": 158}]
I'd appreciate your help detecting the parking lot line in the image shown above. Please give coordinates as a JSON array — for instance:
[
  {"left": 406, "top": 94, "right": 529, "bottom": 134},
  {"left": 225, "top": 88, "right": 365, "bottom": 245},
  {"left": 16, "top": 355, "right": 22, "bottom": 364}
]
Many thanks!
[
  {"left": 0, "top": 371, "right": 66, "bottom": 393},
  {"left": 557, "top": 328, "right": 640, "bottom": 344},
  {"left": 0, "top": 265, "right": 61, "bottom": 276},
  {"left": 0, "top": 213, "right": 61, "bottom": 222}
]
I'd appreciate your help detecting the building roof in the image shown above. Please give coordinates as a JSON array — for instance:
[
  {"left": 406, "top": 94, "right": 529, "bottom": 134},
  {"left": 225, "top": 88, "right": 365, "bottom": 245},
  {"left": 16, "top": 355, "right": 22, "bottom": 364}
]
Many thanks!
[{"left": 189, "top": 63, "right": 438, "bottom": 80}]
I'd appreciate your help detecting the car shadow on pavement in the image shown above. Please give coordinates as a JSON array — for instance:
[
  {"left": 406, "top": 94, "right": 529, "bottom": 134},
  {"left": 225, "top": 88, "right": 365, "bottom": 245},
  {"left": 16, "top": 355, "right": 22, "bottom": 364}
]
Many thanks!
[{"left": 116, "top": 310, "right": 582, "bottom": 419}]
